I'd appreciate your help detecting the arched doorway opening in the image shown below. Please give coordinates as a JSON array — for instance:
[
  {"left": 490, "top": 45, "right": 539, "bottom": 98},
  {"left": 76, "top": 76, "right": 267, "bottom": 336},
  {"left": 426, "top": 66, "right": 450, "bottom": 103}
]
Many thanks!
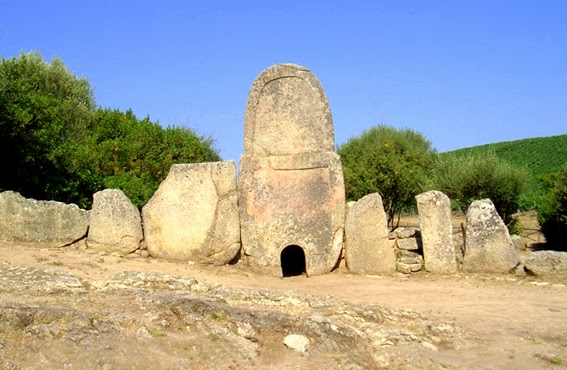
[{"left": 280, "top": 245, "right": 306, "bottom": 277}]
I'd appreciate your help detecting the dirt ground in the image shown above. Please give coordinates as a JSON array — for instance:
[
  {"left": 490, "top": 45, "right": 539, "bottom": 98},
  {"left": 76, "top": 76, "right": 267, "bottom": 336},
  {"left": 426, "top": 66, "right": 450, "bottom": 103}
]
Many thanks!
[
  {"left": 1, "top": 238, "right": 567, "bottom": 369},
  {"left": 1, "top": 212, "right": 566, "bottom": 369}
]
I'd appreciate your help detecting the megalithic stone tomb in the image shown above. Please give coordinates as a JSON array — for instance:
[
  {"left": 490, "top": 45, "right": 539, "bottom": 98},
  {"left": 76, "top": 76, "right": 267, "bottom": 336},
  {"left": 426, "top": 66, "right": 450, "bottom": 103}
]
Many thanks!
[{"left": 238, "top": 64, "right": 346, "bottom": 276}]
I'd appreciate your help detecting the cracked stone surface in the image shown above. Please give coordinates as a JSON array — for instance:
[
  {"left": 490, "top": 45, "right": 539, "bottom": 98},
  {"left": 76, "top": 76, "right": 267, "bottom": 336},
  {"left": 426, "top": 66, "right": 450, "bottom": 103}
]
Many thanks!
[
  {"left": 0, "top": 264, "right": 471, "bottom": 370},
  {"left": 142, "top": 161, "right": 240, "bottom": 264}
]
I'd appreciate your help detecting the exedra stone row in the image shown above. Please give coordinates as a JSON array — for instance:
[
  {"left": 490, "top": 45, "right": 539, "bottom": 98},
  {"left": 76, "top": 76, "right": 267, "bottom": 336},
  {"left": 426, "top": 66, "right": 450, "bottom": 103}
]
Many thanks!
[{"left": 0, "top": 64, "right": 548, "bottom": 277}]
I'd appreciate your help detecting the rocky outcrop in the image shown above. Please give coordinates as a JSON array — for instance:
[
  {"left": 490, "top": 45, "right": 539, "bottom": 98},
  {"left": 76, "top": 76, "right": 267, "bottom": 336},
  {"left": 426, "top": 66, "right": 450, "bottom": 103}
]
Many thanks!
[
  {"left": 416, "top": 191, "right": 457, "bottom": 274},
  {"left": 0, "top": 191, "right": 88, "bottom": 248},
  {"left": 87, "top": 189, "right": 143, "bottom": 254},
  {"left": 525, "top": 251, "right": 567, "bottom": 277},
  {"left": 345, "top": 193, "right": 396, "bottom": 274},
  {"left": 463, "top": 199, "right": 520, "bottom": 273},
  {"left": 142, "top": 162, "right": 240, "bottom": 265},
  {"left": 0, "top": 262, "right": 469, "bottom": 370}
]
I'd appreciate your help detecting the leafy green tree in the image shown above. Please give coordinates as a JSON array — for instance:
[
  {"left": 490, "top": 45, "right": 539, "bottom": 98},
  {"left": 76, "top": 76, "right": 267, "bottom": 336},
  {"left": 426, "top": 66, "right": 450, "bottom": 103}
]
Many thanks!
[
  {"left": 338, "top": 124, "right": 437, "bottom": 227},
  {"left": 0, "top": 52, "right": 96, "bottom": 205},
  {"left": 537, "top": 164, "right": 567, "bottom": 250},
  {"left": 430, "top": 151, "right": 528, "bottom": 227},
  {"left": 90, "top": 108, "right": 221, "bottom": 208},
  {"left": 0, "top": 52, "right": 222, "bottom": 209}
]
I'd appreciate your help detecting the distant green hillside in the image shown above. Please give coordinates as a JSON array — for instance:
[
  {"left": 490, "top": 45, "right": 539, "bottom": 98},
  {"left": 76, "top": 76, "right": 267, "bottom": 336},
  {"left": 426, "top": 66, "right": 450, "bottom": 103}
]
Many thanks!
[{"left": 442, "top": 134, "right": 567, "bottom": 209}]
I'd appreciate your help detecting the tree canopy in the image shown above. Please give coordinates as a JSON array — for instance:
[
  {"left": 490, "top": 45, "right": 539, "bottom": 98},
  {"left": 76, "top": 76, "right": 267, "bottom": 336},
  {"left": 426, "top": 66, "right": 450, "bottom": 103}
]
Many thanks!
[
  {"left": 0, "top": 52, "right": 95, "bottom": 203},
  {"left": 337, "top": 124, "right": 437, "bottom": 227},
  {"left": 0, "top": 52, "right": 220, "bottom": 208}
]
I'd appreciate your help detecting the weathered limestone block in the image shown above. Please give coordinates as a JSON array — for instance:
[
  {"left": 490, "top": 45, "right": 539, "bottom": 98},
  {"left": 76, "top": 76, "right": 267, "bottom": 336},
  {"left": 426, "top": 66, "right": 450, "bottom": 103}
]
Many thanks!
[
  {"left": 87, "top": 189, "right": 143, "bottom": 254},
  {"left": 525, "top": 251, "right": 567, "bottom": 277},
  {"left": 463, "top": 199, "right": 520, "bottom": 273},
  {"left": 345, "top": 193, "right": 396, "bottom": 274},
  {"left": 142, "top": 162, "right": 240, "bottom": 265},
  {"left": 239, "top": 64, "right": 345, "bottom": 276},
  {"left": 416, "top": 190, "right": 457, "bottom": 274},
  {"left": 0, "top": 191, "right": 89, "bottom": 248},
  {"left": 239, "top": 153, "right": 345, "bottom": 275}
]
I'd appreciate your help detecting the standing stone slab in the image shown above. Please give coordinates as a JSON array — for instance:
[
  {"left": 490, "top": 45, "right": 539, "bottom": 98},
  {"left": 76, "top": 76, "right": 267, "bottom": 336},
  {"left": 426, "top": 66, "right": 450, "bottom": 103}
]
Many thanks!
[
  {"left": 87, "top": 189, "right": 143, "bottom": 254},
  {"left": 0, "top": 191, "right": 89, "bottom": 248},
  {"left": 345, "top": 193, "right": 396, "bottom": 274},
  {"left": 239, "top": 64, "right": 345, "bottom": 276},
  {"left": 416, "top": 190, "right": 457, "bottom": 274},
  {"left": 464, "top": 199, "right": 520, "bottom": 273},
  {"left": 142, "top": 161, "right": 240, "bottom": 265}
]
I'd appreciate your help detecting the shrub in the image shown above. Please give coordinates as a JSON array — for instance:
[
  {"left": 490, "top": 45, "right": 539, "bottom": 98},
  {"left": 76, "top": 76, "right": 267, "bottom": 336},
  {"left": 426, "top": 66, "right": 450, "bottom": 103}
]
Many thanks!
[
  {"left": 537, "top": 164, "right": 567, "bottom": 250},
  {"left": 429, "top": 151, "right": 528, "bottom": 227},
  {"left": 337, "top": 124, "right": 436, "bottom": 227}
]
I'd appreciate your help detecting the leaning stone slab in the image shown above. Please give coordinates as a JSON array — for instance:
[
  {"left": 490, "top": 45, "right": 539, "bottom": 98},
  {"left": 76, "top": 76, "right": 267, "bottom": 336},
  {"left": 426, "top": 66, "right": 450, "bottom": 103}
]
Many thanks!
[
  {"left": 0, "top": 191, "right": 89, "bottom": 248},
  {"left": 463, "top": 199, "right": 520, "bottom": 273},
  {"left": 524, "top": 251, "right": 567, "bottom": 277},
  {"left": 345, "top": 193, "right": 396, "bottom": 274},
  {"left": 87, "top": 189, "right": 143, "bottom": 254},
  {"left": 142, "top": 162, "right": 240, "bottom": 265},
  {"left": 416, "top": 190, "right": 457, "bottom": 274}
]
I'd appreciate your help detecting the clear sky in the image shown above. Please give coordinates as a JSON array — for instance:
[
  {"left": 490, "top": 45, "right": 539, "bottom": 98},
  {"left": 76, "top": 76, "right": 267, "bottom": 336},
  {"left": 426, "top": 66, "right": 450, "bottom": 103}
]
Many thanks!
[{"left": 1, "top": 1, "right": 566, "bottom": 161}]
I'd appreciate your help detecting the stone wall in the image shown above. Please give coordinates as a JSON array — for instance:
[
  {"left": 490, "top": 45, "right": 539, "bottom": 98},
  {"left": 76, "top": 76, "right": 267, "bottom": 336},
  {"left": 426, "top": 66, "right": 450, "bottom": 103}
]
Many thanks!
[{"left": 390, "top": 227, "right": 424, "bottom": 274}]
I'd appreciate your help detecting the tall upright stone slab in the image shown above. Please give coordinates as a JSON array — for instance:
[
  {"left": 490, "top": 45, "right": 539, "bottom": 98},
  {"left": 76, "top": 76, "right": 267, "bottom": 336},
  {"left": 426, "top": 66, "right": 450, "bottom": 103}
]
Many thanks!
[
  {"left": 142, "top": 161, "right": 241, "bottom": 265},
  {"left": 239, "top": 64, "right": 345, "bottom": 276},
  {"left": 416, "top": 190, "right": 457, "bottom": 274},
  {"left": 345, "top": 193, "right": 396, "bottom": 274},
  {"left": 464, "top": 199, "right": 520, "bottom": 273}
]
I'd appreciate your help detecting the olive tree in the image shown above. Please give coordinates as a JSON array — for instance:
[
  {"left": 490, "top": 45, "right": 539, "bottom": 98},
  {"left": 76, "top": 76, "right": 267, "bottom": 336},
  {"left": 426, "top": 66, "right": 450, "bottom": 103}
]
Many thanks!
[{"left": 337, "top": 124, "right": 436, "bottom": 227}]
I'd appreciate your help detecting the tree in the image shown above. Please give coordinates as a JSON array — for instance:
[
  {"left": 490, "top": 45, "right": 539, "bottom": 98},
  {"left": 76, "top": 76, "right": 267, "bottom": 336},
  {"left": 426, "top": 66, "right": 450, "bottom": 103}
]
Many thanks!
[
  {"left": 430, "top": 151, "right": 528, "bottom": 228},
  {"left": 90, "top": 108, "right": 221, "bottom": 208},
  {"left": 537, "top": 164, "right": 567, "bottom": 250},
  {"left": 337, "top": 124, "right": 436, "bottom": 227},
  {"left": 0, "top": 52, "right": 96, "bottom": 205},
  {"left": 0, "top": 52, "right": 222, "bottom": 209}
]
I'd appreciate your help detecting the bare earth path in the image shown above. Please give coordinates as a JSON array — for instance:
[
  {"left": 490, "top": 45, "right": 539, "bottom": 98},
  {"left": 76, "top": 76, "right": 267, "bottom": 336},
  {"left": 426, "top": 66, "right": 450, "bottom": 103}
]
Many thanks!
[{"left": 1, "top": 242, "right": 566, "bottom": 369}]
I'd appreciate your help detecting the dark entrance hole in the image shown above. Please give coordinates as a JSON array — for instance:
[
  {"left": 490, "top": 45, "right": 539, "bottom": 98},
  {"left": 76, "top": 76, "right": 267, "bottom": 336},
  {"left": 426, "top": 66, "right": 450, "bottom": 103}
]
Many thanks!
[{"left": 280, "top": 245, "right": 306, "bottom": 277}]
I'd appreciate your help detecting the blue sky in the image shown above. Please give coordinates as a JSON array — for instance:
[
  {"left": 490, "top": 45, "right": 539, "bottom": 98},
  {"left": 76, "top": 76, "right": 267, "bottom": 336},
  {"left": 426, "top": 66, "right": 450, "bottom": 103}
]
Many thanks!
[{"left": 1, "top": 1, "right": 566, "bottom": 161}]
